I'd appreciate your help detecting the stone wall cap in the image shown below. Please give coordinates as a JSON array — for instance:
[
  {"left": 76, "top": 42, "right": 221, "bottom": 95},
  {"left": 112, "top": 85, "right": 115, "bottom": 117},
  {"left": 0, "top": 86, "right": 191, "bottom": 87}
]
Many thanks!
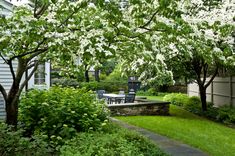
[{"left": 107, "top": 100, "right": 170, "bottom": 108}]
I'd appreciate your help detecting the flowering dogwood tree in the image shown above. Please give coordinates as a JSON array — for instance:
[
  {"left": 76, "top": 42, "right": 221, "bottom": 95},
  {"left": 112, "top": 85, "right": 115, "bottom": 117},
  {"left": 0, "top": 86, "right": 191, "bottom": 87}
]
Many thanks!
[
  {"left": 0, "top": 0, "right": 118, "bottom": 126},
  {"left": 170, "top": 0, "right": 234, "bottom": 110},
  {"left": 119, "top": 0, "right": 234, "bottom": 111},
  {"left": 51, "top": 1, "right": 118, "bottom": 81}
]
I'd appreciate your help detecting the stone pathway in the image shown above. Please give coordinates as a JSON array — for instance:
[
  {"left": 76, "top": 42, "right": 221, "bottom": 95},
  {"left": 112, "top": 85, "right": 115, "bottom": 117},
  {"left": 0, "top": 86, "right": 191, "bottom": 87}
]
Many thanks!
[{"left": 111, "top": 118, "right": 209, "bottom": 156}]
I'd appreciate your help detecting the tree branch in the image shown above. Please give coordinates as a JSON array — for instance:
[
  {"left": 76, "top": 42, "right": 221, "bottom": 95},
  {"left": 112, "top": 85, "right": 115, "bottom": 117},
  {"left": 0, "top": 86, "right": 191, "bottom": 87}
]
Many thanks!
[
  {"left": 0, "top": 84, "right": 7, "bottom": 102},
  {"left": 202, "top": 63, "right": 208, "bottom": 85},
  {"left": 8, "top": 60, "right": 16, "bottom": 82},
  {"left": 12, "top": 61, "right": 39, "bottom": 106},
  {"left": 28, "top": 48, "right": 48, "bottom": 61},
  {"left": 58, "top": 7, "right": 81, "bottom": 28},
  {"left": 139, "top": 10, "right": 159, "bottom": 29},
  {"left": 192, "top": 58, "right": 202, "bottom": 85},
  {"left": 205, "top": 66, "right": 218, "bottom": 88},
  {"left": 35, "top": 4, "right": 48, "bottom": 19},
  {"left": 0, "top": 52, "right": 8, "bottom": 64},
  {"left": 10, "top": 38, "right": 47, "bottom": 61},
  {"left": 34, "top": 0, "right": 38, "bottom": 18},
  {"left": 26, "top": 62, "right": 37, "bottom": 70}
]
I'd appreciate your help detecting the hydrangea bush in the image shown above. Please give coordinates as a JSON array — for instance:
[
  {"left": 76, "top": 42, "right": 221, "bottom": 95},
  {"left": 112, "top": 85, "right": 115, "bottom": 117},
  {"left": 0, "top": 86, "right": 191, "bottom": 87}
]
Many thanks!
[{"left": 19, "top": 87, "right": 109, "bottom": 140}]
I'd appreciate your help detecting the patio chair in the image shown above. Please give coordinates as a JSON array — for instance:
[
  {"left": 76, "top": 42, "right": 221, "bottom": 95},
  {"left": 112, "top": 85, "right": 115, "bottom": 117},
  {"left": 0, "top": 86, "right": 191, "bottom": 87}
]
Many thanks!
[
  {"left": 97, "top": 90, "right": 105, "bottom": 99},
  {"left": 124, "top": 93, "right": 135, "bottom": 103}
]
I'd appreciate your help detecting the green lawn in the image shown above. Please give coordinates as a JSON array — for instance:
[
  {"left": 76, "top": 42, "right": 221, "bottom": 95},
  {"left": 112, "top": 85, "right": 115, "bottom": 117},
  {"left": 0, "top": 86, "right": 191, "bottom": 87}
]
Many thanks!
[{"left": 117, "top": 96, "right": 235, "bottom": 156}]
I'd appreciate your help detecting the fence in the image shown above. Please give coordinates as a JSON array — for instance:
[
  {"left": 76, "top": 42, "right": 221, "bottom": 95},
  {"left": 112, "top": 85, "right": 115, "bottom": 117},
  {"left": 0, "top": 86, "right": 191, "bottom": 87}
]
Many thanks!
[{"left": 188, "top": 76, "right": 235, "bottom": 107}]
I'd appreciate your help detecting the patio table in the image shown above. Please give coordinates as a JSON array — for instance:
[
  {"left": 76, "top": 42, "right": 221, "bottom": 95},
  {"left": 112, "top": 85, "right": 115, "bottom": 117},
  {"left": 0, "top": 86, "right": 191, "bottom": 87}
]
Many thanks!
[{"left": 103, "top": 93, "right": 125, "bottom": 104}]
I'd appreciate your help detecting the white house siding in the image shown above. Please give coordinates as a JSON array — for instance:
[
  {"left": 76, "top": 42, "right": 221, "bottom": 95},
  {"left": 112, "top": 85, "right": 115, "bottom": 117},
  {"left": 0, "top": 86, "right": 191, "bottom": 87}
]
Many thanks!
[
  {"left": 0, "top": 0, "right": 13, "bottom": 17},
  {"left": 188, "top": 77, "right": 235, "bottom": 107},
  {"left": 0, "top": 59, "right": 50, "bottom": 120},
  {"left": 0, "top": 59, "right": 19, "bottom": 120}
]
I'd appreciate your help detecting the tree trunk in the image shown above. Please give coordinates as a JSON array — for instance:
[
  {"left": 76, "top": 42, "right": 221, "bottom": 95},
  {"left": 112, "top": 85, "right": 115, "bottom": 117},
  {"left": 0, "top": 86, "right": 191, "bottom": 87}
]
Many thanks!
[
  {"left": 5, "top": 80, "right": 21, "bottom": 127},
  {"left": 5, "top": 58, "right": 27, "bottom": 127},
  {"left": 95, "top": 69, "right": 100, "bottom": 82},
  {"left": 6, "top": 98, "right": 19, "bottom": 126},
  {"left": 85, "top": 70, "right": 89, "bottom": 82},
  {"left": 199, "top": 84, "right": 207, "bottom": 111}
]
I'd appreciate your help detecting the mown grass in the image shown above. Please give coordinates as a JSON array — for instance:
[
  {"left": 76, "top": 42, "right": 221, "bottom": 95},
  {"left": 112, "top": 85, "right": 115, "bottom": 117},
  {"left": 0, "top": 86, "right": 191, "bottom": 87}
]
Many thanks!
[{"left": 117, "top": 96, "right": 235, "bottom": 156}]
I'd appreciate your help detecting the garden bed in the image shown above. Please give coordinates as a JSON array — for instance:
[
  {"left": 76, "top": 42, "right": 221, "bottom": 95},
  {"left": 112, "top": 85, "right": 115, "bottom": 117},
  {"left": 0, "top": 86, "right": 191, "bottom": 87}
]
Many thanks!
[{"left": 108, "top": 98, "right": 170, "bottom": 116}]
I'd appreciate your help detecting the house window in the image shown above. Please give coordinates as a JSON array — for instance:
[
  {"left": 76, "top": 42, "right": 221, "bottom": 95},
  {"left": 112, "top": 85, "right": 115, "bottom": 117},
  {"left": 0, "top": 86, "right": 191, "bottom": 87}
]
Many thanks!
[{"left": 35, "top": 64, "right": 45, "bottom": 85}]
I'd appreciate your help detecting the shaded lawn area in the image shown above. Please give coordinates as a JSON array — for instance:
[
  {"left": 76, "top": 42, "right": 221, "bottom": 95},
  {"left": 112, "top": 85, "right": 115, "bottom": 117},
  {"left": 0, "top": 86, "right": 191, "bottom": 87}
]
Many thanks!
[{"left": 116, "top": 96, "right": 235, "bottom": 156}]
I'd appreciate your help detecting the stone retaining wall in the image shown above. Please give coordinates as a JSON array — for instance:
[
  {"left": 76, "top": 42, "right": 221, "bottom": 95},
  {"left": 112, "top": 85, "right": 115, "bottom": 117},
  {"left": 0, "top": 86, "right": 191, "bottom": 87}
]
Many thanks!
[{"left": 108, "top": 99, "right": 170, "bottom": 116}]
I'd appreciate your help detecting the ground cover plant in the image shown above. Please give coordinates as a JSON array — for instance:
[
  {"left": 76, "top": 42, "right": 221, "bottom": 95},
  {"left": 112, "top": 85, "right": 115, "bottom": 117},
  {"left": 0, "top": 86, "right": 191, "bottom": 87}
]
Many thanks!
[
  {"left": 0, "top": 121, "right": 168, "bottom": 156},
  {"left": 117, "top": 96, "right": 235, "bottom": 156},
  {"left": 0, "top": 122, "right": 54, "bottom": 156},
  {"left": 60, "top": 124, "right": 168, "bottom": 156}
]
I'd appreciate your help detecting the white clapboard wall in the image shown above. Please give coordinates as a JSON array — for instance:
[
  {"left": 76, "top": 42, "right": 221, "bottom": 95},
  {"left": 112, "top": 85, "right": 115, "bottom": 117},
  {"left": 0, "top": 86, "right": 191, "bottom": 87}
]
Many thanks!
[
  {"left": 0, "top": 58, "right": 51, "bottom": 120},
  {"left": 0, "top": 58, "right": 18, "bottom": 120}
]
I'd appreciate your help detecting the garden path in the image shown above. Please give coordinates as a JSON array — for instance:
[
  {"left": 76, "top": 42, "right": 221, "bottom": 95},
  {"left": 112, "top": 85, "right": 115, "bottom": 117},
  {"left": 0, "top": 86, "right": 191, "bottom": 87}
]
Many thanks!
[{"left": 111, "top": 118, "right": 209, "bottom": 156}]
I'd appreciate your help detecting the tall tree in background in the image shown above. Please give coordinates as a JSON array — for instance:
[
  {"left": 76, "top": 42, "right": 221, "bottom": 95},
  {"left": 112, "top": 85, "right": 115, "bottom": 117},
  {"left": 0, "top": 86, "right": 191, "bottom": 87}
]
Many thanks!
[{"left": 118, "top": 0, "right": 234, "bottom": 111}]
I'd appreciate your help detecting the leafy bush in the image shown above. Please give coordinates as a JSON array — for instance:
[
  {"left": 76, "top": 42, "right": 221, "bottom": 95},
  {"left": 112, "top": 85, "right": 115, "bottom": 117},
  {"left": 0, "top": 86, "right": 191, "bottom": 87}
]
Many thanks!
[
  {"left": 183, "top": 96, "right": 201, "bottom": 114},
  {"left": 204, "top": 107, "right": 219, "bottom": 119},
  {"left": 216, "top": 106, "right": 235, "bottom": 124},
  {"left": 80, "top": 81, "right": 128, "bottom": 93},
  {"left": 137, "top": 88, "right": 158, "bottom": 96},
  {"left": 166, "top": 85, "right": 187, "bottom": 93},
  {"left": 105, "top": 67, "right": 128, "bottom": 82},
  {"left": 0, "top": 123, "right": 55, "bottom": 156},
  {"left": 60, "top": 124, "right": 168, "bottom": 156},
  {"left": 163, "top": 93, "right": 189, "bottom": 106},
  {"left": 19, "top": 87, "right": 109, "bottom": 141},
  {"left": 136, "top": 90, "right": 149, "bottom": 96},
  {"left": 163, "top": 93, "right": 235, "bottom": 125},
  {"left": 51, "top": 78, "right": 79, "bottom": 88}
]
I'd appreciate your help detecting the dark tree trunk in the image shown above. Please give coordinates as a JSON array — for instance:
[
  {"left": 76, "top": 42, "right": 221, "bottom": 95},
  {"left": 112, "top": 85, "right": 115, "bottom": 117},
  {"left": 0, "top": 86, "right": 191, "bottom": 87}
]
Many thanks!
[
  {"left": 5, "top": 58, "right": 27, "bottom": 127},
  {"left": 199, "top": 84, "right": 207, "bottom": 111},
  {"left": 95, "top": 69, "right": 100, "bottom": 82},
  {"left": 85, "top": 70, "right": 89, "bottom": 82},
  {"left": 6, "top": 97, "right": 19, "bottom": 126},
  {"left": 5, "top": 81, "right": 21, "bottom": 127}
]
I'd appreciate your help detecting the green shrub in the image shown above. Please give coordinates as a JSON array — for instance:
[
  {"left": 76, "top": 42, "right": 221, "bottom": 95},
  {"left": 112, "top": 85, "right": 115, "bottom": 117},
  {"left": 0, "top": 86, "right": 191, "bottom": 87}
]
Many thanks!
[
  {"left": 80, "top": 81, "right": 128, "bottom": 93},
  {"left": 52, "top": 78, "right": 79, "bottom": 88},
  {"left": 136, "top": 88, "right": 158, "bottom": 96},
  {"left": 147, "top": 88, "right": 158, "bottom": 96},
  {"left": 105, "top": 67, "right": 128, "bottom": 82},
  {"left": 183, "top": 96, "right": 201, "bottom": 114},
  {"left": 60, "top": 124, "right": 168, "bottom": 156},
  {"left": 0, "top": 122, "right": 55, "bottom": 156},
  {"left": 204, "top": 107, "right": 219, "bottom": 119},
  {"left": 216, "top": 106, "right": 235, "bottom": 124},
  {"left": 163, "top": 93, "right": 235, "bottom": 125},
  {"left": 163, "top": 93, "right": 189, "bottom": 106},
  {"left": 19, "top": 87, "right": 109, "bottom": 141}
]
